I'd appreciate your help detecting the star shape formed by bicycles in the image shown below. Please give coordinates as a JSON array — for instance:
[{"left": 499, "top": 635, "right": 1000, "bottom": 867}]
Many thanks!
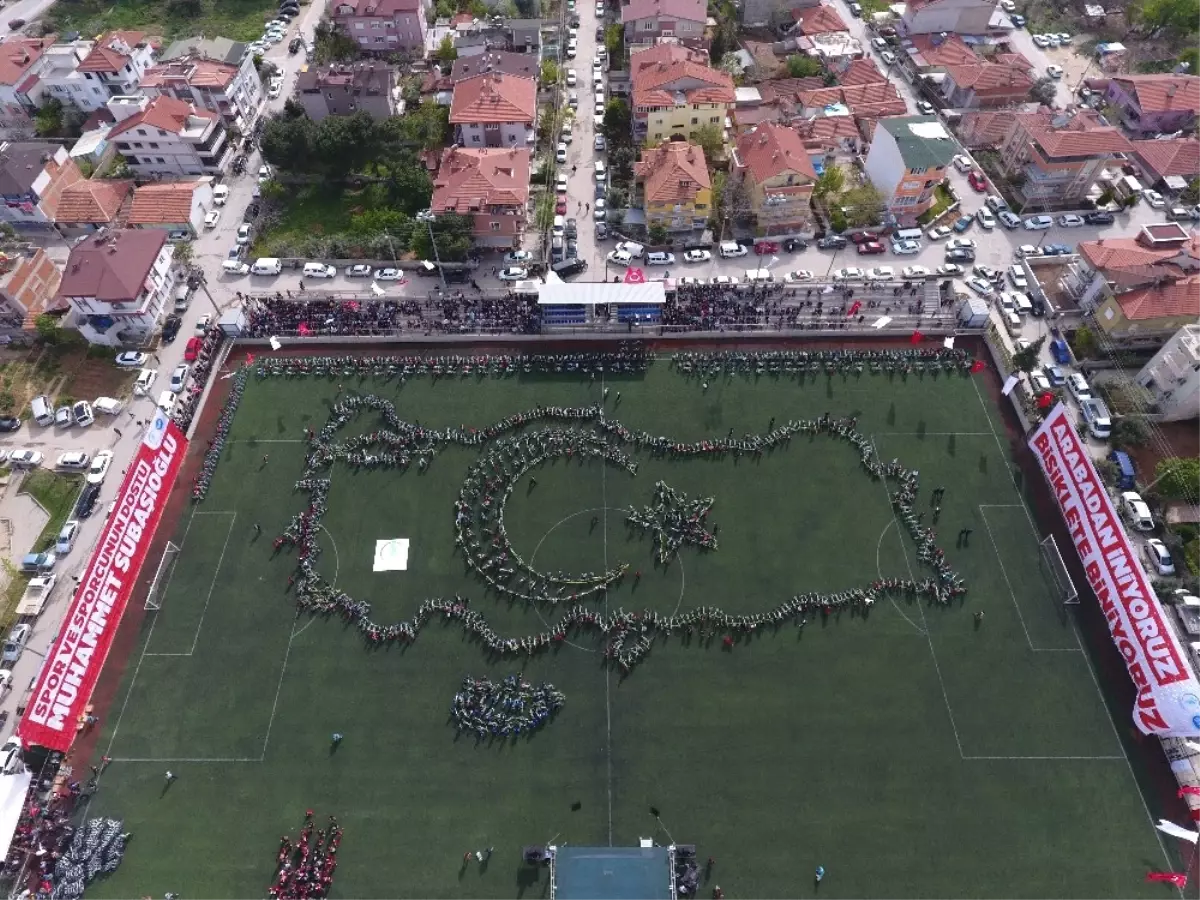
[{"left": 627, "top": 480, "right": 718, "bottom": 564}]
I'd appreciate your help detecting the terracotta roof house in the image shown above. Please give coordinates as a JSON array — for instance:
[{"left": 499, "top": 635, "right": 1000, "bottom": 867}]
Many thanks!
[
  {"left": 1105, "top": 74, "right": 1200, "bottom": 137},
  {"left": 955, "top": 108, "right": 1035, "bottom": 149},
  {"left": 796, "top": 81, "right": 907, "bottom": 118},
  {"left": 733, "top": 122, "right": 818, "bottom": 235},
  {"left": 0, "top": 248, "right": 64, "bottom": 335},
  {"left": 57, "top": 229, "right": 176, "bottom": 347},
  {"left": 902, "top": 32, "right": 978, "bottom": 73},
  {"left": 940, "top": 58, "right": 1033, "bottom": 108},
  {"left": 836, "top": 58, "right": 886, "bottom": 87},
  {"left": 53, "top": 179, "right": 134, "bottom": 235},
  {"left": 331, "top": 0, "right": 427, "bottom": 55},
  {"left": 632, "top": 57, "right": 735, "bottom": 143},
  {"left": 139, "top": 53, "right": 262, "bottom": 129},
  {"left": 430, "top": 146, "right": 530, "bottom": 247},
  {"left": 0, "top": 36, "right": 55, "bottom": 128},
  {"left": 450, "top": 72, "right": 537, "bottom": 148},
  {"left": 633, "top": 140, "right": 712, "bottom": 231},
  {"left": 790, "top": 2, "right": 849, "bottom": 33},
  {"left": 1131, "top": 138, "right": 1200, "bottom": 188},
  {"left": 74, "top": 31, "right": 157, "bottom": 100},
  {"left": 0, "top": 142, "right": 82, "bottom": 230},
  {"left": 1064, "top": 231, "right": 1200, "bottom": 347},
  {"left": 107, "top": 95, "right": 232, "bottom": 178},
  {"left": 629, "top": 42, "right": 711, "bottom": 75},
  {"left": 621, "top": 0, "right": 709, "bottom": 51},
  {"left": 126, "top": 180, "right": 214, "bottom": 236},
  {"left": 997, "top": 109, "right": 1132, "bottom": 207}
]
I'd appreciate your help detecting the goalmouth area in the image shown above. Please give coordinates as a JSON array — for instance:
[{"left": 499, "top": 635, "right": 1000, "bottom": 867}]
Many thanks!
[{"left": 69, "top": 339, "right": 1191, "bottom": 899}]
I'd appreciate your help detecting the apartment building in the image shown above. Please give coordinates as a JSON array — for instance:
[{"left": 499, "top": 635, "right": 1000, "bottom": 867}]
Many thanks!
[
  {"left": 430, "top": 146, "right": 530, "bottom": 248},
  {"left": 631, "top": 51, "right": 735, "bottom": 143},
  {"left": 297, "top": 62, "right": 400, "bottom": 121},
  {"left": 449, "top": 72, "right": 537, "bottom": 148},
  {"left": 140, "top": 54, "right": 262, "bottom": 129},
  {"left": 732, "top": 122, "right": 818, "bottom": 235},
  {"left": 621, "top": 0, "right": 709, "bottom": 51},
  {"left": 0, "top": 142, "right": 82, "bottom": 229},
  {"left": 863, "top": 115, "right": 957, "bottom": 226},
  {"left": 633, "top": 140, "right": 711, "bottom": 232},
  {"left": 107, "top": 95, "right": 232, "bottom": 178},
  {"left": 332, "top": 0, "right": 428, "bottom": 55},
  {"left": 1135, "top": 324, "right": 1200, "bottom": 422}
]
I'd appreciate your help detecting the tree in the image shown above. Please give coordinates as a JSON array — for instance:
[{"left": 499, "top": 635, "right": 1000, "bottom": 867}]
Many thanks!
[
  {"left": 1111, "top": 417, "right": 1150, "bottom": 449},
  {"left": 34, "top": 314, "right": 64, "bottom": 345},
  {"left": 1154, "top": 457, "right": 1200, "bottom": 500},
  {"left": 1029, "top": 76, "right": 1057, "bottom": 106},
  {"left": 691, "top": 123, "right": 725, "bottom": 161},
  {"left": 604, "top": 24, "right": 624, "bottom": 65},
  {"left": 312, "top": 21, "right": 359, "bottom": 64},
  {"left": 434, "top": 35, "right": 458, "bottom": 63},
  {"left": 602, "top": 98, "right": 631, "bottom": 146},
  {"left": 389, "top": 102, "right": 451, "bottom": 151},
  {"left": 786, "top": 54, "right": 823, "bottom": 78},
  {"left": 261, "top": 112, "right": 317, "bottom": 172},
  {"left": 648, "top": 223, "right": 668, "bottom": 244},
  {"left": 411, "top": 213, "right": 474, "bottom": 261},
  {"left": 540, "top": 59, "right": 560, "bottom": 86},
  {"left": 841, "top": 181, "right": 885, "bottom": 227},
  {"left": 34, "top": 98, "right": 63, "bottom": 136},
  {"left": 435, "top": 0, "right": 455, "bottom": 16},
  {"left": 513, "top": 0, "right": 539, "bottom": 17},
  {"left": 173, "top": 241, "right": 194, "bottom": 266},
  {"left": 166, "top": 0, "right": 202, "bottom": 16},
  {"left": 812, "top": 164, "right": 844, "bottom": 199},
  {"left": 1011, "top": 336, "right": 1045, "bottom": 373},
  {"left": 1129, "top": 0, "right": 1200, "bottom": 35}
]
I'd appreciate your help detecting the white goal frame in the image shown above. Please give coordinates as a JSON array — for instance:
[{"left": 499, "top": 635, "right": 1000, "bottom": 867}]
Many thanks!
[
  {"left": 1039, "top": 534, "right": 1078, "bottom": 605},
  {"left": 145, "top": 541, "right": 181, "bottom": 611}
]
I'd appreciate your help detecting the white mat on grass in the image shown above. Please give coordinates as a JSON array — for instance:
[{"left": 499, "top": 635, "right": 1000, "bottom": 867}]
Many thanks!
[{"left": 373, "top": 538, "right": 410, "bottom": 572}]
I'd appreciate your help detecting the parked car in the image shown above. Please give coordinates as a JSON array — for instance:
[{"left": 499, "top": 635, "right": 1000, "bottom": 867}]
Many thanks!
[
  {"left": 1144, "top": 190, "right": 1165, "bottom": 209},
  {"left": 1066, "top": 373, "right": 1091, "bottom": 401},
  {"left": 375, "top": 268, "right": 404, "bottom": 281},
  {"left": 134, "top": 368, "right": 157, "bottom": 395},
  {"left": 945, "top": 247, "right": 975, "bottom": 262},
  {"left": 1057, "top": 214, "right": 1085, "bottom": 227},
  {"left": 977, "top": 208, "right": 996, "bottom": 229},
  {"left": 498, "top": 267, "right": 529, "bottom": 281},
  {"left": 0, "top": 417, "right": 19, "bottom": 432},
  {"left": 8, "top": 450, "right": 42, "bottom": 468},
  {"left": 184, "top": 336, "right": 203, "bottom": 362},
  {"left": 56, "top": 451, "right": 90, "bottom": 471},
  {"left": 946, "top": 238, "right": 975, "bottom": 252},
  {"left": 856, "top": 241, "right": 885, "bottom": 255},
  {"left": 902, "top": 265, "right": 931, "bottom": 279},
  {"left": 1023, "top": 215, "right": 1053, "bottom": 230},
  {"left": 966, "top": 276, "right": 993, "bottom": 296},
  {"left": 1120, "top": 492, "right": 1154, "bottom": 531},
  {"left": 683, "top": 249, "right": 711, "bottom": 263},
  {"left": 1084, "top": 211, "right": 1115, "bottom": 225},
  {"left": 1008, "top": 265, "right": 1028, "bottom": 289},
  {"left": 783, "top": 270, "right": 814, "bottom": 282},
  {"left": 169, "top": 364, "right": 190, "bottom": 393},
  {"left": 967, "top": 171, "right": 988, "bottom": 192},
  {"left": 998, "top": 211, "right": 1022, "bottom": 229},
  {"left": 833, "top": 267, "right": 865, "bottom": 281},
  {"left": 204, "top": 210, "right": 221, "bottom": 229},
  {"left": 346, "top": 264, "right": 374, "bottom": 278},
  {"left": 816, "top": 235, "right": 847, "bottom": 250},
  {"left": 926, "top": 226, "right": 952, "bottom": 241},
  {"left": 1143, "top": 539, "right": 1175, "bottom": 576},
  {"left": 87, "top": 450, "right": 113, "bottom": 485},
  {"left": 162, "top": 315, "right": 182, "bottom": 343},
  {"left": 72, "top": 401, "right": 94, "bottom": 427},
  {"left": 866, "top": 266, "right": 895, "bottom": 281},
  {"left": 891, "top": 240, "right": 921, "bottom": 255},
  {"left": 115, "top": 351, "right": 148, "bottom": 368},
  {"left": 953, "top": 214, "right": 974, "bottom": 233}
]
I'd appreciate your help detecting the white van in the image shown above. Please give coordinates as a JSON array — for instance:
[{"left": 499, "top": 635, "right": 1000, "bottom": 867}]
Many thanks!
[
  {"left": 1002, "top": 310, "right": 1022, "bottom": 335},
  {"left": 1080, "top": 397, "right": 1112, "bottom": 440},
  {"left": 718, "top": 241, "right": 746, "bottom": 258},
  {"left": 29, "top": 395, "right": 53, "bottom": 427},
  {"left": 157, "top": 390, "right": 178, "bottom": 415},
  {"left": 251, "top": 258, "right": 283, "bottom": 276},
  {"left": 222, "top": 259, "right": 250, "bottom": 276},
  {"left": 1013, "top": 293, "right": 1033, "bottom": 316},
  {"left": 173, "top": 283, "right": 191, "bottom": 312},
  {"left": 93, "top": 397, "right": 122, "bottom": 416},
  {"left": 745, "top": 268, "right": 773, "bottom": 283},
  {"left": 616, "top": 241, "right": 644, "bottom": 259},
  {"left": 893, "top": 228, "right": 923, "bottom": 242}
]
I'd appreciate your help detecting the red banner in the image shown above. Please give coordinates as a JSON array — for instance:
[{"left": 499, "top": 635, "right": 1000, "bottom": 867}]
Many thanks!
[
  {"left": 18, "top": 414, "right": 188, "bottom": 752},
  {"left": 1029, "top": 405, "right": 1200, "bottom": 737}
]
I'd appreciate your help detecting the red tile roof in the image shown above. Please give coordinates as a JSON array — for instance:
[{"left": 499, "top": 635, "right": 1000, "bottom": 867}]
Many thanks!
[
  {"left": 127, "top": 182, "right": 202, "bottom": 225},
  {"left": 108, "top": 96, "right": 218, "bottom": 139},
  {"left": 943, "top": 59, "right": 1033, "bottom": 95},
  {"left": 632, "top": 59, "right": 735, "bottom": 109},
  {"left": 905, "top": 33, "right": 977, "bottom": 69},
  {"left": 75, "top": 31, "right": 152, "bottom": 74},
  {"left": 54, "top": 179, "right": 133, "bottom": 224},
  {"left": 431, "top": 146, "right": 531, "bottom": 212},
  {"left": 836, "top": 58, "right": 886, "bottom": 86},
  {"left": 1117, "top": 277, "right": 1200, "bottom": 321},
  {"left": 634, "top": 140, "right": 710, "bottom": 204},
  {"left": 0, "top": 37, "right": 53, "bottom": 87},
  {"left": 756, "top": 76, "right": 826, "bottom": 103},
  {"left": 798, "top": 81, "right": 907, "bottom": 117},
  {"left": 1016, "top": 110, "right": 1131, "bottom": 159},
  {"left": 1079, "top": 236, "right": 1181, "bottom": 276},
  {"left": 796, "top": 114, "right": 861, "bottom": 147},
  {"left": 59, "top": 230, "right": 167, "bottom": 302},
  {"left": 1112, "top": 74, "right": 1200, "bottom": 115},
  {"left": 630, "top": 42, "right": 710, "bottom": 74},
  {"left": 736, "top": 121, "right": 817, "bottom": 185},
  {"left": 621, "top": 0, "right": 706, "bottom": 24},
  {"left": 790, "top": 2, "right": 848, "bottom": 34},
  {"left": 1132, "top": 138, "right": 1200, "bottom": 180},
  {"left": 141, "top": 57, "right": 238, "bottom": 90},
  {"left": 449, "top": 72, "right": 537, "bottom": 124}
]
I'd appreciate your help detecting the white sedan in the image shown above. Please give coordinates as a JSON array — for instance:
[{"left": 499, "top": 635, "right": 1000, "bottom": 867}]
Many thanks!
[
  {"left": 946, "top": 238, "right": 976, "bottom": 251},
  {"left": 1145, "top": 190, "right": 1166, "bottom": 209},
  {"left": 927, "top": 226, "right": 953, "bottom": 241},
  {"left": 498, "top": 267, "right": 529, "bottom": 281},
  {"left": 505, "top": 251, "right": 533, "bottom": 265},
  {"left": 566, "top": 69, "right": 577, "bottom": 86},
  {"left": 204, "top": 210, "right": 221, "bottom": 229},
  {"left": 56, "top": 451, "right": 90, "bottom": 471},
  {"left": 866, "top": 266, "right": 895, "bottom": 281},
  {"left": 966, "top": 276, "right": 994, "bottom": 296},
  {"left": 1143, "top": 539, "right": 1175, "bottom": 576},
  {"left": 8, "top": 450, "right": 43, "bottom": 468},
  {"left": 1057, "top": 214, "right": 1085, "bottom": 227},
  {"left": 833, "top": 267, "right": 865, "bottom": 281},
  {"left": 115, "top": 351, "right": 149, "bottom": 368},
  {"left": 375, "top": 268, "right": 405, "bottom": 281},
  {"left": 784, "top": 270, "right": 814, "bottom": 282},
  {"left": 936, "top": 263, "right": 963, "bottom": 276},
  {"left": 902, "top": 265, "right": 931, "bottom": 279},
  {"left": 683, "top": 249, "right": 711, "bottom": 263},
  {"left": 556, "top": 174, "right": 568, "bottom": 193},
  {"left": 212, "top": 185, "right": 230, "bottom": 206},
  {"left": 87, "top": 450, "right": 113, "bottom": 485},
  {"left": 892, "top": 240, "right": 921, "bottom": 255},
  {"left": 346, "top": 264, "right": 374, "bottom": 278}
]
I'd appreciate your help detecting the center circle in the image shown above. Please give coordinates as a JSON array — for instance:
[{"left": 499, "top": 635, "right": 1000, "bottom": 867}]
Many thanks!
[{"left": 526, "top": 506, "right": 687, "bottom": 652}]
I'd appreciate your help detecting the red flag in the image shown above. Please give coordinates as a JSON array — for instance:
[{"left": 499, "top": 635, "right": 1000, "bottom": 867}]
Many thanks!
[
  {"left": 847, "top": 300, "right": 862, "bottom": 316},
  {"left": 910, "top": 330, "right": 923, "bottom": 344},
  {"left": 298, "top": 322, "right": 312, "bottom": 336},
  {"left": 1146, "top": 872, "right": 1188, "bottom": 887},
  {"left": 1037, "top": 391, "right": 1054, "bottom": 409},
  {"left": 970, "top": 359, "right": 986, "bottom": 373},
  {"left": 244, "top": 352, "right": 255, "bottom": 366},
  {"left": 1192, "top": 807, "right": 1200, "bottom": 822},
  {"left": 623, "top": 267, "right": 646, "bottom": 284},
  {"left": 1178, "top": 786, "right": 1200, "bottom": 797},
  {"left": 343, "top": 300, "right": 360, "bottom": 312}
]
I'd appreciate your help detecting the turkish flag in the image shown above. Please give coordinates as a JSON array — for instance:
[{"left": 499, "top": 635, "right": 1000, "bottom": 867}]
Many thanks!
[
  {"left": 970, "top": 359, "right": 986, "bottom": 373},
  {"left": 1146, "top": 872, "right": 1188, "bottom": 887},
  {"left": 343, "top": 300, "right": 360, "bottom": 311},
  {"left": 623, "top": 267, "right": 646, "bottom": 284},
  {"left": 1178, "top": 786, "right": 1200, "bottom": 798},
  {"left": 245, "top": 352, "right": 255, "bottom": 366},
  {"left": 847, "top": 300, "right": 862, "bottom": 316},
  {"left": 298, "top": 322, "right": 312, "bottom": 336},
  {"left": 1037, "top": 391, "right": 1054, "bottom": 408},
  {"left": 910, "top": 330, "right": 923, "bottom": 344}
]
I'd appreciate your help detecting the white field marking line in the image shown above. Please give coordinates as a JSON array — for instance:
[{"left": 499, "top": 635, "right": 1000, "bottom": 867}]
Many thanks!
[
  {"left": 876, "top": 432, "right": 994, "bottom": 436},
  {"left": 601, "top": 374, "right": 613, "bottom": 849},
  {"left": 226, "top": 439, "right": 306, "bottom": 443},
  {"left": 109, "top": 756, "right": 264, "bottom": 763},
  {"left": 871, "top": 435, "right": 966, "bottom": 759},
  {"left": 977, "top": 505, "right": 1078, "bottom": 654},
  {"left": 874, "top": 518, "right": 926, "bottom": 636},
  {"left": 142, "top": 512, "right": 237, "bottom": 658},
  {"left": 961, "top": 755, "right": 1125, "bottom": 760},
  {"left": 261, "top": 610, "right": 302, "bottom": 761}
]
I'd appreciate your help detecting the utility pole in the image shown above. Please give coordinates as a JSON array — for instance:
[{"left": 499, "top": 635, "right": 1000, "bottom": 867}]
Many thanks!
[{"left": 425, "top": 217, "right": 447, "bottom": 291}]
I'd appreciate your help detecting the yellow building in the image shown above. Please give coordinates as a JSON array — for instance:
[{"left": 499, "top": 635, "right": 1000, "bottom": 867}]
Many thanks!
[
  {"left": 634, "top": 141, "right": 712, "bottom": 231},
  {"left": 631, "top": 45, "right": 735, "bottom": 146}
]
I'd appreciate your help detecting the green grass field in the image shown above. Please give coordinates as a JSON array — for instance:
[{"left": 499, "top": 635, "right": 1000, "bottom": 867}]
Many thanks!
[
  {"left": 45, "top": 0, "right": 280, "bottom": 43},
  {"left": 83, "top": 354, "right": 1180, "bottom": 898}
]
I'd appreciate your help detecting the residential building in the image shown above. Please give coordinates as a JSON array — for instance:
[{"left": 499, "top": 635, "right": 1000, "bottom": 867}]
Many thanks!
[
  {"left": 630, "top": 52, "right": 735, "bottom": 143},
  {"left": 900, "top": 31, "right": 979, "bottom": 75},
  {"left": 140, "top": 54, "right": 262, "bottom": 130},
  {"left": 449, "top": 72, "right": 537, "bottom": 148},
  {"left": 621, "top": 0, "right": 709, "bottom": 52},
  {"left": 732, "top": 122, "right": 818, "bottom": 236},
  {"left": 0, "top": 248, "right": 63, "bottom": 335},
  {"left": 1130, "top": 137, "right": 1200, "bottom": 190},
  {"left": 52, "top": 178, "right": 133, "bottom": 237},
  {"left": 940, "top": 55, "right": 1033, "bottom": 109},
  {"left": 0, "top": 37, "right": 56, "bottom": 128},
  {"left": 1134, "top": 324, "right": 1200, "bottom": 422},
  {"left": 1104, "top": 74, "right": 1200, "bottom": 137},
  {"left": 68, "top": 118, "right": 117, "bottom": 171},
  {"left": 451, "top": 51, "right": 539, "bottom": 83},
  {"left": 57, "top": 229, "right": 175, "bottom": 347},
  {"left": 108, "top": 95, "right": 232, "bottom": 178},
  {"left": 73, "top": 32, "right": 158, "bottom": 105},
  {"left": 297, "top": 62, "right": 399, "bottom": 121},
  {"left": 126, "top": 180, "right": 214, "bottom": 238},
  {"left": 633, "top": 140, "right": 711, "bottom": 231},
  {"left": 789, "top": 2, "right": 850, "bottom": 34},
  {"left": 507, "top": 20, "right": 542, "bottom": 53},
  {"left": 331, "top": 0, "right": 428, "bottom": 55},
  {"left": 996, "top": 109, "right": 1131, "bottom": 209},
  {"left": 796, "top": 82, "right": 907, "bottom": 119},
  {"left": 1061, "top": 227, "right": 1200, "bottom": 348},
  {"left": 161, "top": 36, "right": 245, "bottom": 67},
  {"left": 0, "top": 142, "right": 81, "bottom": 229},
  {"left": 429, "top": 146, "right": 530, "bottom": 248},
  {"left": 954, "top": 108, "right": 1023, "bottom": 148},
  {"left": 742, "top": 0, "right": 820, "bottom": 27},
  {"left": 900, "top": 0, "right": 999, "bottom": 36},
  {"left": 863, "top": 115, "right": 958, "bottom": 226},
  {"left": 26, "top": 40, "right": 98, "bottom": 111}
]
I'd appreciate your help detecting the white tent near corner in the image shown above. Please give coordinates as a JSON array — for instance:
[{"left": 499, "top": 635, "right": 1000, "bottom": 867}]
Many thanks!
[
  {"left": 534, "top": 279, "right": 666, "bottom": 307},
  {"left": 0, "top": 770, "right": 32, "bottom": 862}
]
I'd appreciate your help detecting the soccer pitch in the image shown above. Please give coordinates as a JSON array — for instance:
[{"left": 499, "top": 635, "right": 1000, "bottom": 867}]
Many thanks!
[{"left": 82, "top": 347, "right": 1179, "bottom": 899}]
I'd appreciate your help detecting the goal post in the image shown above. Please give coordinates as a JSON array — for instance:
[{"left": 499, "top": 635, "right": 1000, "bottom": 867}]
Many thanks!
[
  {"left": 145, "top": 541, "right": 181, "bottom": 611},
  {"left": 1039, "top": 534, "right": 1078, "bottom": 605}
]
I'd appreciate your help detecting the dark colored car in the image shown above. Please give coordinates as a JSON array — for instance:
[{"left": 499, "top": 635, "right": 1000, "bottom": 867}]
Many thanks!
[
  {"left": 596, "top": 25, "right": 605, "bottom": 39},
  {"left": 1084, "top": 211, "right": 1114, "bottom": 225},
  {"left": 76, "top": 483, "right": 100, "bottom": 519},
  {"left": 162, "top": 314, "right": 182, "bottom": 343},
  {"left": 0, "top": 416, "right": 20, "bottom": 432},
  {"left": 782, "top": 238, "right": 807, "bottom": 252},
  {"left": 856, "top": 241, "right": 885, "bottom": 255},
  {"left": 817, "top": 235, "right": 848, "bottom": 250},
  {"left": 877, "top": 25, "right": 897, "bottom": 36},
  {"left": 953, "top": 214, "right": 974, "bottom": 233},
  {"left": 945, "top": 247, "right": 975, "bottom": 262},
  {"left": 288, "top": 36, "right": 304, "bottom": 54},
  {"left": 754, "top": 241, "right": 779, "bottom": 254},
  {"left": 847, "top": 230, "right": 874, "bottom": 244},
  {"left": 7, "top": 18, "right": 25, "bottom": 30}
]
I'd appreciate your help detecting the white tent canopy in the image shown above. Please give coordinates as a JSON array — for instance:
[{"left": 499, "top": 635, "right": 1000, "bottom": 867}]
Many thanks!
[
  {"left": 0, "top": 771, "right": 32, "bottom": 862},
  {"left": 534, "top": 281, "right": 666, "bottom": 307}
]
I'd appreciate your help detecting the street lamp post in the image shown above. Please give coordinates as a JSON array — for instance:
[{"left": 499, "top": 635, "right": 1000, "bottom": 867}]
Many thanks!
[{"left": 425, "top": 216, "right": 448, "bottom": 291}]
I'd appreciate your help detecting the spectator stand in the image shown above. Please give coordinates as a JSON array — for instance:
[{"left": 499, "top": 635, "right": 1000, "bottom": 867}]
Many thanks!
[{"left": 530, "top": 278, "right": 667, "bottom": 330}]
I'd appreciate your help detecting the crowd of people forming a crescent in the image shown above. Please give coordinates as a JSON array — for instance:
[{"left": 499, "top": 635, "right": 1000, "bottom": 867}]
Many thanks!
[{"left": 450, "top": 675, "right": 566, "bottom": 739}]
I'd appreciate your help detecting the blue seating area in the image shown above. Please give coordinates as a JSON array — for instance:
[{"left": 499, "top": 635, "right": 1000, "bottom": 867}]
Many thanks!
[
  {"left": 540, "top": 304, "right": 587, "bottom": 325},
  {"left": 615, "top": 305, "right": 662, "bottom": 323}
]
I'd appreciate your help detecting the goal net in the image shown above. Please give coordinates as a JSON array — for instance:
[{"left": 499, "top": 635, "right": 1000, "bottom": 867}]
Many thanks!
[
  {"left": 145, "top": 541, "right": 181, "bottom": 611},
  {"left": 1039, "top": 534, "right": 1078, "bottom": 605}
]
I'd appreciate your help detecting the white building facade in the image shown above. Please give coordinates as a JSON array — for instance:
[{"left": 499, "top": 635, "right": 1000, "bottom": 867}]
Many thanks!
[{"left": 1136, "top": 324, "right": 1200, "bottom": 422}]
